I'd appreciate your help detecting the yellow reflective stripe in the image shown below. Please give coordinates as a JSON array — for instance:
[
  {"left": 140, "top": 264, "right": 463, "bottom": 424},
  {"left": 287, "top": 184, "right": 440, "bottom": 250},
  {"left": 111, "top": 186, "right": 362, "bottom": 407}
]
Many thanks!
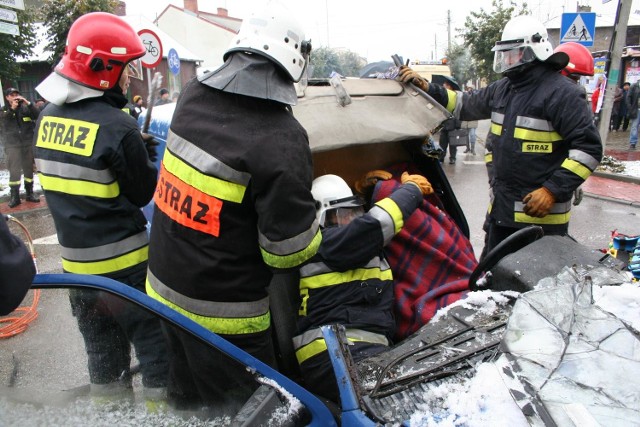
[
  {"left": 162, "top": 149, "right": 246, "bottom": 203},
  {"left": 491, "top": 123, "right": 502, "bottom": 136},
  {"left": 375, "top": 198, "right": 403, "bottom": 234},
  {"left": 36, "top": 116, "right": 99, "bottom": 157},
  {"left": 38, "top": 173, "right": 120, "bottom": 198},
  {"left": 62, "top": 245, "right": 148, "bottom": 275},
  {"left": 146, "top": 279, "right": 270, "bottom": 334},
  {"left": 484, "top": 153, "right": 493, "bottom": 163},
  {"left": 513, "top": 128, "right": 562, "bottom": 142},
  {"left": 514, "top": 211, "right": 571, "bottom": 225},
  {"left": 261, "top": 227, "right": 322, "bottom": 269},
  {"left": 295, "top": 336, "right": 375, "bottom": 364},
  {"left": 445, "top": 89, "right": 457, "bottom": 112},
  {"left": 22, "top": 117, "right": 32, "bottom": 122},
  {"left": 300, "top": 267, "right": 393, "bottom": 291},
  {"left": 561, "top": 158, "right": 592, "bottom": 180},
  {"left": 299, "top": 288, "right": 309, "bottom": 316}
]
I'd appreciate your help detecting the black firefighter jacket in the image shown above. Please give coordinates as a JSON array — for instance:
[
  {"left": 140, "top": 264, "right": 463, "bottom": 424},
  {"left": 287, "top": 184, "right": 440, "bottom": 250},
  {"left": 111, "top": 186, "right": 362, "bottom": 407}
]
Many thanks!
[
  {"left": 0, "top": 102, "right": 39, "bottom": 148},
  {"left": 34, "top": 95, "right": 158, "bottom": 279},
  {"left": 428, "top": 63, "right": 602, "bottom": 233},
  {"left": 147, "top": 78, "right": 321, "bottom": 336}
]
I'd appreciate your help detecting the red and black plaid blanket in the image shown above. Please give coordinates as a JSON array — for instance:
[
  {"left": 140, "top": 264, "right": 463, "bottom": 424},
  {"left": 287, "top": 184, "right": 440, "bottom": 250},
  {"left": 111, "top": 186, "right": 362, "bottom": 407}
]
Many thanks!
[{"left": 372, "top": 166, "right": 477, "bottom": 340}]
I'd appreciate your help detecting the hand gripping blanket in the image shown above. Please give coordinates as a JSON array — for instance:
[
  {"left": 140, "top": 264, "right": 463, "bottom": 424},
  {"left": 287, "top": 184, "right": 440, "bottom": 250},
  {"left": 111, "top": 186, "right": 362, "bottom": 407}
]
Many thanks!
[{"left": 371, "top": 166, "right": 477, "bottom": 340}]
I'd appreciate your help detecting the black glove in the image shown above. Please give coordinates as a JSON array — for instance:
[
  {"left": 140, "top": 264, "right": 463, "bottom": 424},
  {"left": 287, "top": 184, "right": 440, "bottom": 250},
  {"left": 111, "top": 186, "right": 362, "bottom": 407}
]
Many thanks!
[{"left": 141, "top": 133, "right": 159, "bottom": 162}]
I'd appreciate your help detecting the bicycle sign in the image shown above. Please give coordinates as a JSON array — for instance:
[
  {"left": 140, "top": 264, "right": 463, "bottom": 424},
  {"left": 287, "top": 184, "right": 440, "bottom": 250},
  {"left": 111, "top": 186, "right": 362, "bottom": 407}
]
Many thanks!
[
  {"left": 168, "top": 48, "right": 180, "bottom": 75},
  {"left": 137, "top": 29, "right": 163, "bottom": 68}
]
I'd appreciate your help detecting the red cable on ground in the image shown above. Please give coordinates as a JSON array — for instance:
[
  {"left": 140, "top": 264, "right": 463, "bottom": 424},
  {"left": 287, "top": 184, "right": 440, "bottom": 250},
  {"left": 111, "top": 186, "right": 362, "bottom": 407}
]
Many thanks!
[{"left": 0, "top": 215, "right": 40, "bottom": 339}]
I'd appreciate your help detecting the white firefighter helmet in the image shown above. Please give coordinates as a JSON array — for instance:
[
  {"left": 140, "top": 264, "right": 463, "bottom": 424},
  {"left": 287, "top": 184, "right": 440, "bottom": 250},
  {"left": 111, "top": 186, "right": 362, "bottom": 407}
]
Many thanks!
[
  {"left": 492, "top": 15, "right": 567, "bottom": 74},
  {"left": 225, "top": 1, "right": 311, "bottom": 82},
  {"left": 312, "top": 175, "right": 364, "bottom": 227}
]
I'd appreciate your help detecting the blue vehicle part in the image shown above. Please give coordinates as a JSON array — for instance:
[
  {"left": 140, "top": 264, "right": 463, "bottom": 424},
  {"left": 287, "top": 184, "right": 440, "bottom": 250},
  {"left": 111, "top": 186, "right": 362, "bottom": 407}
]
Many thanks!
[
  {"left": 321, "top": 325, "right": 377, "bottom": 427},
  {"left": 33, "top": 273, "right": 339, "bottom": 426},
  {"left": 138, "top": 105, "right": 172, "bottom": 224}
]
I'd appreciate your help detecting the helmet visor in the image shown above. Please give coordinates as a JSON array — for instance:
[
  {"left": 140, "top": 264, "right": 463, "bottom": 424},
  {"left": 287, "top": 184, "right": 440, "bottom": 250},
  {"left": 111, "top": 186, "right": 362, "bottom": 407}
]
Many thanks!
[
  {"left": 127, "top": 59, "right": 143, "bottom": 80},
  {"left": 493, "top": 46, "right": 536, "bottom": 74},
  {"left": 324, "top": 206, "right": 365, "bottom": 227}
]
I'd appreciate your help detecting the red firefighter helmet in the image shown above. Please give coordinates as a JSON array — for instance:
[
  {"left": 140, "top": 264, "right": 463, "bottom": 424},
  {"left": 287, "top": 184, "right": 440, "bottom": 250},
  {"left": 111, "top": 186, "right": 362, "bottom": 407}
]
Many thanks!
[
  {"left": 554, "top": 42, "right": 594, "bottom": 78},
  {"left": 55, "top": 12, "right": 146, "bottom": 91}
]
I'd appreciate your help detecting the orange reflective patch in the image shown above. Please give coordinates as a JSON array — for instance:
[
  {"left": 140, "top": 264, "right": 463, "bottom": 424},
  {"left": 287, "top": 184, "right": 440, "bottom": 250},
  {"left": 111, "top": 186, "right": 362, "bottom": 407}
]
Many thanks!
[{"left": 154, "top": 165, "right": 222, "bottom": 236}]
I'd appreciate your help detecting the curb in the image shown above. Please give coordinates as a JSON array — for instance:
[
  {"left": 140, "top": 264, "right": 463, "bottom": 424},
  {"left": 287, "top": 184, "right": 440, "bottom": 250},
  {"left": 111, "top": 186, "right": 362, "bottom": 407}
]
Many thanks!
[
  {"left": 583, "top": 191, "right": 640, "bottom": 207},
  {"left": 592, "top": 170, "right": 640, "bottom": 185}
]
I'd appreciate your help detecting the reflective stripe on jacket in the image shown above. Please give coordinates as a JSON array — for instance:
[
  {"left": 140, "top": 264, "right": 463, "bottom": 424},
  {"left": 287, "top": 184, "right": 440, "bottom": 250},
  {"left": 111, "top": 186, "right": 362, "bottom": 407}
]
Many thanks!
[{"left": 293, "top": 327, "right": 389, "bottom": 364}]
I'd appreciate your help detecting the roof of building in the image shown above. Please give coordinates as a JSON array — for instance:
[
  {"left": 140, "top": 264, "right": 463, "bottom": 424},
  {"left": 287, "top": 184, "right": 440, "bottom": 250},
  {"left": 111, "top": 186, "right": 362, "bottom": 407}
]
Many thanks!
[{"left": 18, "top": 15, "right": 202, "bottom": 64}]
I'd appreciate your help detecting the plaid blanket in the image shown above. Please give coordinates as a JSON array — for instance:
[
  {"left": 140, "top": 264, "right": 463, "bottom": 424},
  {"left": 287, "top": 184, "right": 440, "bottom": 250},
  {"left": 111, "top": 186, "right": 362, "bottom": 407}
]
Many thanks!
[{"left": 372, "top": 166, "right": 477, "bottom": 340}]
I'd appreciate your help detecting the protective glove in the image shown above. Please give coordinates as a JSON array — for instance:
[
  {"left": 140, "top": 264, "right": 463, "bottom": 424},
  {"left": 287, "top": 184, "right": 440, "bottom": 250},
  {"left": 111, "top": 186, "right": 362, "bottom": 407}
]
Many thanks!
[
  {"left": 522, "top": 187, "right": 555, "bottom": 218},
  {"left": 354, "top": 169, "right": 392, "bottom": 195},
  {"left": 401, "top": 171, "right": 433, "bottom": 196},
  {"left": 141, "top": 133, "right": 160, "bottom": 162},
  {"left": 572, "top": 186, "right": 584, "bottom": 206},
  {"left": 397, "top": 65, "right": 429, "bottom": 92}
]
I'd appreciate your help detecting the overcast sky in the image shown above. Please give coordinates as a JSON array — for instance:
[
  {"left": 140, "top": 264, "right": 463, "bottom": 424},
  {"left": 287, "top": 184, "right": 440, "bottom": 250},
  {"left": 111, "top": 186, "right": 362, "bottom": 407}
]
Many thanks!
[{"left": 124, "top": 0, "right": 632, "bottom": 63}]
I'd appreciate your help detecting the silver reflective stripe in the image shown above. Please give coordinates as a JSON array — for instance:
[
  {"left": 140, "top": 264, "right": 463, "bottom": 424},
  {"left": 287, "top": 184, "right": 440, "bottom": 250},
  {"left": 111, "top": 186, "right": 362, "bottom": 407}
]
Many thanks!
[
  {"left": 514, "top": 200, "right": 572, "bottom": 214},
  {"left": 147, "top": 269, "right": 269, "bottom": 318},
  {"left": 516, "top": 116, "right": 553, "bottom": 131},
  {"left": 568, "top": 149, "right": 600, "bottom": 171},
  {"left": 368, "top": 205, "right": 395, "bottom": 244},
  {"left": 60, "top": 230, "right": 148, "bottom": 261},
  {"left": 300, "top": 256, "right": 390, "bottom": 278},
  {"left": 166, "top": 130, "right": 251, "bottom": 186},
  {"left": 258, "top": 218, "right": 320, "bottom": 256},
  {"left": 36, "top": 158, "right": 115, "bottom": 183},
  {"left": 491, "top": 112, "right": 505, "bottom": 124},
  {"left": 292, "top": 327, "right": 389, "bottom": 350}
]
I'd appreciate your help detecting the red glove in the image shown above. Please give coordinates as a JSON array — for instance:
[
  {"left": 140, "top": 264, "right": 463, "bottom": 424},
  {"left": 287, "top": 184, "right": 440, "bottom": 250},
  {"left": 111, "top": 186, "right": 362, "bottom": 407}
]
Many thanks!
[
  {"left": 397, "top": 66, "right": 429, "bottom": 92},
  {"left": 522, "top": 187, "right": 555, "bottom": 218}
]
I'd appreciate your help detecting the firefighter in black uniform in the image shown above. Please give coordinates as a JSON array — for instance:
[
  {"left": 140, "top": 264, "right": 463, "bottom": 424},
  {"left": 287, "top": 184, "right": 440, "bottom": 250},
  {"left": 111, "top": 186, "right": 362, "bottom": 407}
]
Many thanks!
[
  {"left": 146, "top": 3, "right": 321, "bottom": 410},
  {"left": 1, "top": 88, "right": 40, "bottom": 208},
  {"left": 398, "top": 15, "right": 602, "bottom": 259},
  {"left": 0, "top": 215, "right": 35, "bottom": 315},
  {"left": 293, "top": 172, "right": 432, "bottom": 402},
  {"left": 33, "top": 13, "right": 167, "bottom": 401}
]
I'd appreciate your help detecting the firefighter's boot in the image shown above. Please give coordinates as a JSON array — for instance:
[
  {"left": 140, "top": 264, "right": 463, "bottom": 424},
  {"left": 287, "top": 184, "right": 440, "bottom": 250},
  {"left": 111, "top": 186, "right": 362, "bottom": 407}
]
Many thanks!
[
  {"left": 25, "top": 182, "right": 39, "bottom": 203},
  {"left": 8, "top": 186, "right": 21, "bottom": 208}
]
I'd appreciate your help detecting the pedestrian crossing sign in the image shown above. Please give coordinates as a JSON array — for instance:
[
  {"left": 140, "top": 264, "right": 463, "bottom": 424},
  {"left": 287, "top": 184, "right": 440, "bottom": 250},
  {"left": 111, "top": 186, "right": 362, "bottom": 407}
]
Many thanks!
[{"left": 560, "top": 12, "right": 596, "bottom": 47}]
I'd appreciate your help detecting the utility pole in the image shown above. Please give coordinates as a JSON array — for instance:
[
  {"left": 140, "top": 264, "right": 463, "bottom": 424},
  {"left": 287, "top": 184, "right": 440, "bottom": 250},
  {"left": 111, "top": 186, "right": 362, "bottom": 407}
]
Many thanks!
[
  {"left": 598, "top": 0, "right": 632, "bottom": 150},
  {"left": 447, "top": 10, "right": 452, "bottom": 53}
]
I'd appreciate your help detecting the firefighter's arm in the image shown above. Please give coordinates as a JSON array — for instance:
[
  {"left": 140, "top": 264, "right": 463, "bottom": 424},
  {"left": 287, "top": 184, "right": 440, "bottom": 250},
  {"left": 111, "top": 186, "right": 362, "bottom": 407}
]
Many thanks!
[
  {"left": 0, "top": 217, "right": 35, "bottom": 316},
  {"left": 115, "top": 129, "right": 159, "bottom": 207},
  {"left": 544, "top": 83, "right": 603, "bottom": 201},
  {"left": 252, "top": 131, "right": 321, "bottom": 271}
]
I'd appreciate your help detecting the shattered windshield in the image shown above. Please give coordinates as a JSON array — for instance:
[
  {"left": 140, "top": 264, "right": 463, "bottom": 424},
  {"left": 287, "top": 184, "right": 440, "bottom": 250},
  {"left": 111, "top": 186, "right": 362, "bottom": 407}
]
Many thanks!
[{"left": 0, "top": 287, "right": 307, "bottom": 426}]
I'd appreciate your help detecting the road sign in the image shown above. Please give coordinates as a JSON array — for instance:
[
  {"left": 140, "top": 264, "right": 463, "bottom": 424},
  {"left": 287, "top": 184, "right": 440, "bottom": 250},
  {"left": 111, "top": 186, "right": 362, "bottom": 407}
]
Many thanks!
[
  {"left": 560, "top": 12, "right": 596, "bottom": 47},
  {"left": 0, "top": 7, "right": 17, "bottom": 22},
  {"left": 137, "top": 29, "right": 163, "bottom": 69},
  {"left": 0, "top": 0, "right": 23, "bottom": 10},
  {"left": 168, "top": 48, "right": 180, "bottom": 75},
  {"left": 0, "top": 20, "right": 18, "bottom": 35}
]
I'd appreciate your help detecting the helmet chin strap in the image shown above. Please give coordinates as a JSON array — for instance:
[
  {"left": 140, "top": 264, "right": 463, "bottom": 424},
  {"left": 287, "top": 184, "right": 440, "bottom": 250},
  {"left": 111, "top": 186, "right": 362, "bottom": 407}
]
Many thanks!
[{"left": 200, "top": 52, "right": 298, "bottom": 106}]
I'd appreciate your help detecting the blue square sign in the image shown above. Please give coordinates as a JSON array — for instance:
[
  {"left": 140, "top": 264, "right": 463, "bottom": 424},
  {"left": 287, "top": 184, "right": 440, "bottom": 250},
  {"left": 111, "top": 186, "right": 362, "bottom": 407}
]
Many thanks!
[{"left": 560, "top": 13, "right": 596, "bottom": 47}]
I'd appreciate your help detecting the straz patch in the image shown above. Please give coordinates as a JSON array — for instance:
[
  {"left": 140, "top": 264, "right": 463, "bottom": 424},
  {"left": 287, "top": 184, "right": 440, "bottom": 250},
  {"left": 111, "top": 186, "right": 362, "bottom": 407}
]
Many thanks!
[
  {"left": 36, "top": 116, "right": 99, "bottom": 157},
  {"left": 522, "top": 142, "right": 552, "bottom": 153},
  {"left": 155, "top": 165, "right": 223, "bottom": 236}
]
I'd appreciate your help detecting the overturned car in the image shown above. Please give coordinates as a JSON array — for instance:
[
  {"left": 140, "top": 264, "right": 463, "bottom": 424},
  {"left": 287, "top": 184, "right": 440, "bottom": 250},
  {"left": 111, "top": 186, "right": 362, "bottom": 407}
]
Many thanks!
[{"left": 1, "top": 72, "right": 639, "bottom": 426}]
